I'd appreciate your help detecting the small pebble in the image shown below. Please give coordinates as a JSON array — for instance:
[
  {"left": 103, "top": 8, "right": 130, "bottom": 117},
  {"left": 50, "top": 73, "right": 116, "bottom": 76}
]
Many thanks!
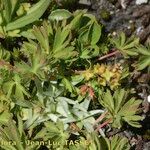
[
  {"left": 129, "top": 20, "right": 133, "bottom": 24},
  {"left": 127, "top": 26, "right": 131, "bottom": 29},
  {"left": 136, "top": 26, "right": 144, "bottom": 35},
  {"left": 147, "top": 95, "right": 150, "bottom": 103},
  {"left": 110, "top": 11, "right": 114, "bottom": 15},
  {"left": 136, "top": 0, "right": 148, "bottom": 5},
  {"left": 112, "top": 31, "right": 117, "bottom": 36}
]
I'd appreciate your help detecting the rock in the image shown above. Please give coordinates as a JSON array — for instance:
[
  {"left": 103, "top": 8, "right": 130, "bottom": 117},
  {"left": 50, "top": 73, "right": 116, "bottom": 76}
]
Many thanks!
[
  {"left": 143, "top": 142, "right": 150, "bottom": 150},
  {"left": 138, "top": 25, "right": 150, "bottom": 43},
  {"left": 148, "top": 95, "right": 150, "bottom": 103},
  {"left": 136, "top": 26, "right": 144, "bottom": 35},
  {"left": 115, "top": 2, "right": 122, "bottom": 9},
  {"left": 90, "top": 0, "right": 150, "bottom": 42},
  {"left": 118, "top": 0, "right": 130, "bottom": 9},
  {"left": 133, "top": 5, "right": 150, "bottom": 18},
  {"left": 135, "top": 136, "right": 144, "bottom": 150},
  {"left": 125, "top": 28, "right": 132, "bottom": 36},
  {"left": 136, "top": 0, "right": 148, "bottom": 5},
  {"left": 141, "top": 14, "right": 150, "bottom": 27},
  {"left": 145, "top": 36, "right": 150, "bottom": 44},
  {"left": 79, "top": 0, "right": 91, "bottom": 6}
]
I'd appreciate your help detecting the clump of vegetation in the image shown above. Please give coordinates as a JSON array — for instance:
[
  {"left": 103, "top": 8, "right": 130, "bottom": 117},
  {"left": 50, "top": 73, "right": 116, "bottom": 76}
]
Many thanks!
[
  {"left": 81, "top": 63, "right": 123, "bottom": 89},
  {"left": 0, "top": 0, "right": 149, "bottom": 150},
  {"left": 100, "top": 8, "right": 111, "bottom": 21}
]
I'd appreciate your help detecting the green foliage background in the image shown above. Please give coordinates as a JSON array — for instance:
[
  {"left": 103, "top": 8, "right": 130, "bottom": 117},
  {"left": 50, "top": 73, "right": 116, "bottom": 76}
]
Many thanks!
[{"left": 0, "top": 0, "right": 149, "bottom": 150}]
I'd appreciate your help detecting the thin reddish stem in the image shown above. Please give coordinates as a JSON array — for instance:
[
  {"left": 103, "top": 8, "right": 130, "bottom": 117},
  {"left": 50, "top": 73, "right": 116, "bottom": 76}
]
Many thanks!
[
  {"left": 93, "top": 111, "right": 108, "bottom": 126},
  {"left": 95, "top": 119, "right": 112, "bottom": 132},
  {"left": 98, "top": 51, "right": 120, "bottom": 61}
]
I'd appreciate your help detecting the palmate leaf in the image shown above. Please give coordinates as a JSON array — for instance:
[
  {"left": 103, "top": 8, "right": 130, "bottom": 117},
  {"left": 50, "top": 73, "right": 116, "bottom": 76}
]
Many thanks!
[
  {"left": 0, "top": 116, "right": 39, "bottom": 150},
  {"left": 137, "top": 56, "right": 150, "bottom": 70},
  {"left": 113, "top": 89, "right": 127, "bottom": 113},
  {"left": 68, "top": 133, "right": 130, "bottom": 150},
  {"left": 118, "top": 98, "right": 142, "bottom": 116},
  {"left": 111, "top": 32, "right": 139, "bottom": 56},
  {"left": 32, "top": 22, "right": 76, "bottom": 60},
  {"left": 20, "top": 39, "right": 38, "bottom": 59},
  {"left": 34, "top": 121, "right": 69, "bottom": 149},
  {"left": 2, "top": 74, "right": 30, "bottom": 100},
  {"left": 107, "top": 135, "right": 130, "bottom": 150},
  {"left": 52, "top": 26, "right": 73, "bottom": 57},
  {"left": 33, "top": 25, "right": 50, "bottom": 54},
  {"left": 135, "top": 44, "right": 150, "bottom": 70},
  {"left": 0, "top": 119, "right": 24, "bottom": 150},
  {"left": 99, "top": 89, "right": 142, "bottom": 128},
  {"left": 70, "top": 11, "right": 102, "bottom": 58},
  {"left": 100, "top": 90, "right": 114, "bottom": 113},
  {"left": 16, "top": 44, "right": 47, "bottom": 80},
  {"left": 68, "top": 132, "right": 102, "bottom": 150},
  {"left": 53, "top": 46, "right": 76, "bottom": 59},
  {"left": 22, "top": 10, "right": 102, "bottom": 62}
]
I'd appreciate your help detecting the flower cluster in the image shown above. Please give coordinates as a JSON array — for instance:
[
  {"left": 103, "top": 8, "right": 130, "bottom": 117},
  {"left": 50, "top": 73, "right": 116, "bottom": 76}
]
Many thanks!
[{"left": 82, "top": 63, "right": 122, "bottom": 89}]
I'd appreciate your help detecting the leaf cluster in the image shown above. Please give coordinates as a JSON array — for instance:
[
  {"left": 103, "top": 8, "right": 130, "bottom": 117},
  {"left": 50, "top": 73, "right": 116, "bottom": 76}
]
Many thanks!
[{"left": 0, "top": 2, "right": 149, "bottom": 150}]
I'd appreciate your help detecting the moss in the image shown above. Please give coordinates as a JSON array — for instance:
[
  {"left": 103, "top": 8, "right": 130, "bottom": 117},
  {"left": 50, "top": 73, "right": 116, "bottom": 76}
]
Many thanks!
[
  {"left": 143, "top": 130, "right": 150, "bottom": 140},
  {"left": 100, "top": 8, "right": 111, "bottom": 21}
]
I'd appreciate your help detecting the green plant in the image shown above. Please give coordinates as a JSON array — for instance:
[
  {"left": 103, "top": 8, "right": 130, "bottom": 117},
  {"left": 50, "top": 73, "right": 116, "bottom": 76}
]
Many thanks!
[
  {"left": 99, "top": 89, "right": 143, "bottom": 128},
  {"left": 135, "top": 44, "right": 150, "bottom": 70},
  {"left": 68, "top": 133, "right": 130, "bottom": 150},
  {"left": 0, "top": 116, "right": 40, "bottom": 150},
  {"left": 102, "top": 135, "right": 130, "bottom": 150},
  {"left": 20, "top": 81, "right": 103, "bottom": 132},
  {"left": 0, "top": 4, "right": 148, "bottom": 150},
  {"left": 0, "top": 44, "right": 10, "bottom": 60},
  {"left": 34, "top": 121, "right": 69, "bottom": 149},
  {"left": 0, "top": 0, "right": 51, "bottom": 38},
  {"left": 110, "top": 33, "right": 150, "bottom": 70},
  {"left": 0, "top": 91, "right": 11, "bottom": 124},
  {"left": 80, "top": 63, "right": 123, "bottom": 89},
  {"left": 110, "top": 32, "right": 139, "bottom": 56}
]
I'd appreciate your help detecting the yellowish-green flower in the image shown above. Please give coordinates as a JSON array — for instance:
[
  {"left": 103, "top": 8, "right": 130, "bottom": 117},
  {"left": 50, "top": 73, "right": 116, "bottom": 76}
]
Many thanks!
[
  {"left": 93, "top": 64, "right": 106, "bottom": 75},
  {"left": 83, "top": 69, "right": 94, "bottom": 81},
  {"left": 101, "top": 67, "right": 114, "bottom": 82},
  {"left": 110, "top": 79, "right": 120, "bottom": 89},
  {"left": 98, "top": 77, "right": 106, "bottom": 86}
]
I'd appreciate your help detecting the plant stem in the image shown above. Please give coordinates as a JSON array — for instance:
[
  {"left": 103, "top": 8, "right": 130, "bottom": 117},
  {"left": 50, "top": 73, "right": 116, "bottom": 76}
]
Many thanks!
[
  {"left": 95, "top": 119, "right": 112, "bottom": 132},
  {"left": 93, "top": 111, "right": 108, "bottom": 126},
  {"left": 98, "top": 51, "right": 120, "bottom": 61}
]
